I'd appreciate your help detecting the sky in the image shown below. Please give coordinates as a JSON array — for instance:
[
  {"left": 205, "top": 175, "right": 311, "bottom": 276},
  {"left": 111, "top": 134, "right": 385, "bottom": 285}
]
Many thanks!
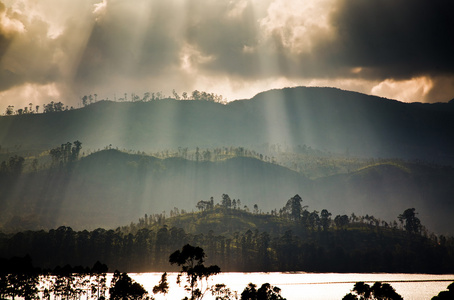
[{"left": 0, "top": 0, "right": 453, "bottom": 112}]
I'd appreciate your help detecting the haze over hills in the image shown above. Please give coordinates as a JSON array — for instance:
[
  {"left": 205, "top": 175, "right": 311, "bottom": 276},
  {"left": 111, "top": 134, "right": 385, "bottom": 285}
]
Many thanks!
[
  {"left": 0, "top": 86, "right": 454, "bottom": 234},
  {"left": 0, "top": 86, "right": 453, "bottom": 164},
  {"left": 1, "top": 149, "right": 453, "bottom": 234}
]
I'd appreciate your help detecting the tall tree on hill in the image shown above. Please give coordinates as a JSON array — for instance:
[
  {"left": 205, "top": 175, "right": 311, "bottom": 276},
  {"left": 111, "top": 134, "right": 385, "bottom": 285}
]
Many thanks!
[
  {"left": 398, "top": 208, "right": 422, "bottom": 234},
  {"left": 222, "top": 194, "right": 232, "bottom": 209},
  {"left": 71, "top": 140, "right": 82, "bottom": 161},
  {"left": 320, "top": 209, "right": 332, "bottom": 231},
  {"left": 285, "top": 195, "right": 303, "bottom": 221}
]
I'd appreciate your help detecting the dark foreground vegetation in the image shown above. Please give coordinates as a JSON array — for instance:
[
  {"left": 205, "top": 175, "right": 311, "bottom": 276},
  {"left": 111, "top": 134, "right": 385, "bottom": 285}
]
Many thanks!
[
  {"left": 1, "top": 195, "right": 454, "bottom": 274},
  {"left": 0, "top": 245, "right": 287, "bottom": 300},
  {"left": 2, "top": 245, "right": 452, "bottom": 300}
]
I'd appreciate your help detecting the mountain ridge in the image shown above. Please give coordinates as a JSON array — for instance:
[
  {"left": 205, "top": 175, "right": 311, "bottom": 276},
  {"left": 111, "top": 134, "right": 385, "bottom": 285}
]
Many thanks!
[{"left": 1, "top": 86, "right": 453, "bottom": 164}]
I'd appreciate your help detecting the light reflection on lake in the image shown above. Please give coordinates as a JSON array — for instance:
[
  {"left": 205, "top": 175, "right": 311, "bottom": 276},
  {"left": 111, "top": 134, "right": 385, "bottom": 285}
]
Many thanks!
[{"left": 128, "top": 272, "right": 454, "bottom": 300}]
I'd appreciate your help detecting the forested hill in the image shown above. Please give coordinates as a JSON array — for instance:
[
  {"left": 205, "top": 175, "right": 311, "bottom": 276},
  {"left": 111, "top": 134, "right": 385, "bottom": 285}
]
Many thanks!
[
  {"left": 1, "top": 149, "right": 454, "bottom": 234},
  {"left": 2, "top": 205, "right": 454, "bottom": 273},
  {"left": 1, "top": 86, "right": 453, "bottom": 164},
  {"left": 0, "top": 149, "right": 310, "bottom": 231}
]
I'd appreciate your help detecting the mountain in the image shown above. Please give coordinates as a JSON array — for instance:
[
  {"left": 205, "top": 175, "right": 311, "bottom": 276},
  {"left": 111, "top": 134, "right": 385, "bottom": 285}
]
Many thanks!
[
  {"left": 1, "top": 149, "right": 454, "bottom": 234},
  {"left": 0, "top": 150, "right": 310, "bottom": 231},
  {"left": 1, "top": 86, "right": 453, "bottom": 163}
]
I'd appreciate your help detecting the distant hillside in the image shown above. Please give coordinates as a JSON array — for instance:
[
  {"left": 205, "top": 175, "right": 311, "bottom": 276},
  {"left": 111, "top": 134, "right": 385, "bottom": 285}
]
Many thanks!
[
  {"left": 1, "top": 149, "right": 453, "bottom": 234},
  {"left": 2, "top": 206, "right": 453, "bottom": 273},
  {"left": 1, "top": 86, "right": 453, "bottom": 163},
  {"left": 0, "top": 150, "right": 310, "bottom": 231}
]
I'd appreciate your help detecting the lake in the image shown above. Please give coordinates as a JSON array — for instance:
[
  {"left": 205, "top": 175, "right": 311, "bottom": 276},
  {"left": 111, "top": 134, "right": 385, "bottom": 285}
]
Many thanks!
[{"left": 128, "top": 272, "right": 454, "bottom": 300}]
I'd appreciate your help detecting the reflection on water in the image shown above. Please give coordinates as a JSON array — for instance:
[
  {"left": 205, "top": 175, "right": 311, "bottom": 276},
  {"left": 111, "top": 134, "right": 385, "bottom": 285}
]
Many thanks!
[{"left": 128, "top": 272, "right": 454, "bottom": 300}]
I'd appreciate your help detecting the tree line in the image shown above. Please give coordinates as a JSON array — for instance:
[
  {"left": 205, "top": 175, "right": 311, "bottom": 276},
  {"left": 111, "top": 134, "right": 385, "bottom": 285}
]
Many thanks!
[
  {"left": 82, "top": 89, "right": 226, "bottom": 106},
  {"left": 3, "top": 245, "right": 454, "bottom": 300},
  {"left": 3, "top": 89, "right": 226, "bottom": 117},
  {"left": 4, "top": 101, "right": 75, "bottom": 116},
  {"left": 1, "top": 195, "right": 453, "bottom": 274}
]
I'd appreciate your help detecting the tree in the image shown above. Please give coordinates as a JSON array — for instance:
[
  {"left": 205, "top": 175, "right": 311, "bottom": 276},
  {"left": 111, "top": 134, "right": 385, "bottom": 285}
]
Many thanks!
[
  {"left": 334, "top": 215, "right": 350, "bottom": 229},
  {"left": 5, "top": 105, "right": 14, "bottom": 115},
  {"left": 221, "top": 194, "right": 232, "bottom": 209},
  {"left": 210, "top": 284, "right": 235, "bottom": 300},
  {"left": 320, "top": 209, "right": 332, "bottom": 231},
  {"left": 192, "top": 90, "right": 201, "bottom": 101},
  {"left": 173, "top": 89, "right": 181, "bottom": 100},
  {"left": 398, "top": 208, "right": 421, "bottom": 234},
  {"left": 285, "top": 195, "right": 303, "bottom": 221},
  {"left": 91, "top": 261, "right": 108, "bottom": 300},
  {"left": 169, "top": 244, "right": 220, "bottom": 300},
  {"left": 109, "top": 271, "right": 148, "bottom": 300},
  {"left": 71, "top": 140, "right": 82, "bottom": 161},
  {"left": 152, "top": 272, "right": 169, "bottom": 296},
  {"left": 342, "top": 282, "right": 403, "bottom": 300},
  {"left": 432, "top": 282, "right": 454, "bottom": 299},
  {"left": 241, "top": 283, "right": 286, "bottom": 300},
  {"left": 241, "top": 283, "right": 257, "bottom": 300},
  {"left": 143, "top": 92, "right": 150, "bottom": 102},
  {"left": 196, "top": 200, "right": 214, "bottom": 212},
  {"left": 0, "top": 155, "right": 25, "bottom": 175}
]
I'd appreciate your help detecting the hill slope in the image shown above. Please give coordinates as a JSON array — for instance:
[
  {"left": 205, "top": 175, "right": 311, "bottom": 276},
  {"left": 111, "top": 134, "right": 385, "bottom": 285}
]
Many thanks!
[
  {"left": 1, "top": 150, "right": 453, "bottom": 234},
  {"left": 0, "top": 150, "right": 310, "bottom": 231},
  {"left": 1, "top": 87, "right": 453, "bottom": 163}
]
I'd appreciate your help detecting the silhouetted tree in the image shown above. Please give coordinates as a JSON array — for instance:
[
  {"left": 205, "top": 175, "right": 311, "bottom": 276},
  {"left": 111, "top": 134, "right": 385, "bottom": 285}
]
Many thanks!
[
  {"left": 152, "top": 272, "right": 169, "bottom": 297},
  {"left": 169, "top": 244, "right": 220, "bottom": 300},
  {"left": 398, "top": 208, "right": 421, "bottom": 234},
  {"left": 320, "top": 209, "right": 332, "bottom": 231},
  {"left": 109, "top": 271, "right": 148, "bottom": 300},
  {"left": 210, "top": 283, "right": 235, "bottom": 300},
  {"left": 241, "top": 283, "right": 286, "bottom": 300},
  {"left": 334, "top": 215, "right": 350, "bottom": 229},
  {"left": 343, "top": 282, "right": 403, "bottom": 300},
  {"left": 5, "top": 105, "right": 14, "bottom": 115},
  {"left": 432, "top": 282, "right": 454, "bottom": 299},
  {"left": 222, "top": 194, "right": 232, "bottom": 209},
  {"left": 285, "top": 195, "right": 303, "bottom": 221},
  {"left": 91, "top": 261, "right": 108, "bottom": 300}
]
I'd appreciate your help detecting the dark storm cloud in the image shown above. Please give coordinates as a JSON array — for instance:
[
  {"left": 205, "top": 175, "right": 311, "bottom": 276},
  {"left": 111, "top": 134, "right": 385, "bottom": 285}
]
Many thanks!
[{"left": 329, "top": 0, "right": 454, "bottom": 80}]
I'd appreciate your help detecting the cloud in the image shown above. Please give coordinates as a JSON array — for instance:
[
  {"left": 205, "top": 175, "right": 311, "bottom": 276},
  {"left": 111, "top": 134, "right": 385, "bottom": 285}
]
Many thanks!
[
  {"left": 0, "top": 0, "right": 453, "bottom": 112},
  {"left": 0, "top": 0, "right": 96, "bottom": 94},
  {"left": 328, "top": 0, "right": 454, "bottom": 79}
]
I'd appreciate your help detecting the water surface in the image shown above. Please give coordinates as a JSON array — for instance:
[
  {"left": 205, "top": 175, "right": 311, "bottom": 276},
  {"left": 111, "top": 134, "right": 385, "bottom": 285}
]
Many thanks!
[{"left": 130, "top": 272, "right": 454, "bottom": 300}]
